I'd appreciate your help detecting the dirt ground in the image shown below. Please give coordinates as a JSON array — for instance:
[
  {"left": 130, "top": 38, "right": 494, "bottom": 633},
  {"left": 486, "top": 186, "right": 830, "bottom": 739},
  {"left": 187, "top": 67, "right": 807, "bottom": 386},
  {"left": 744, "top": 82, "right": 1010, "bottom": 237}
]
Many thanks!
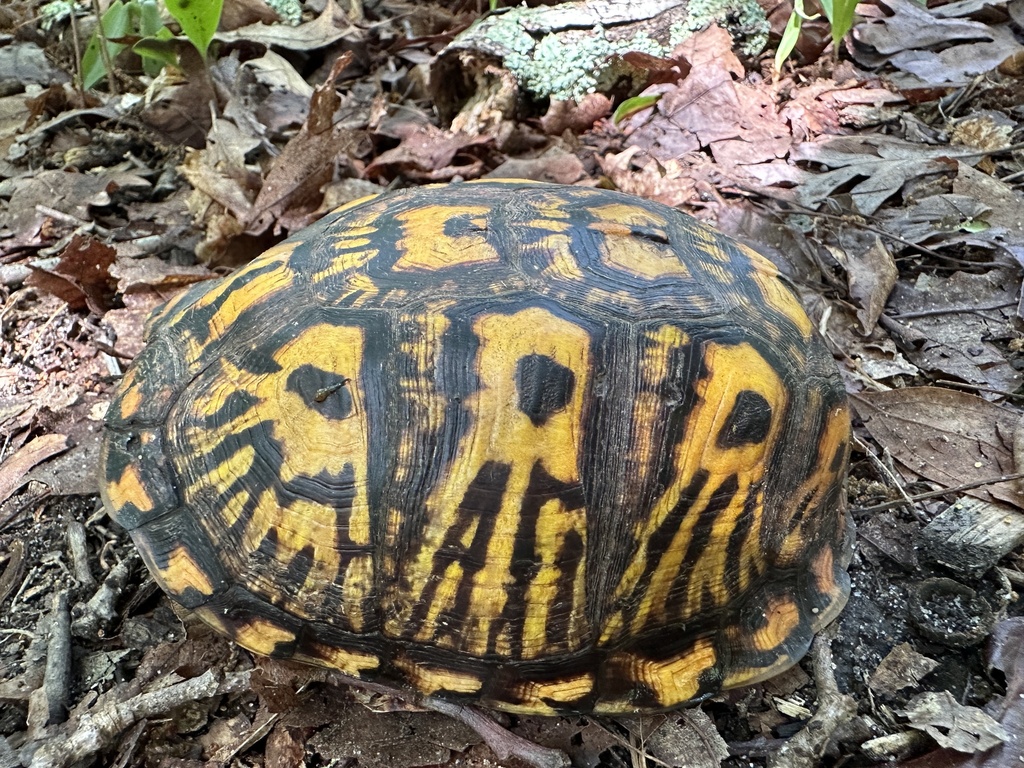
[{"left": 2, "top": 0, "right": 1024, "bottom": 766}]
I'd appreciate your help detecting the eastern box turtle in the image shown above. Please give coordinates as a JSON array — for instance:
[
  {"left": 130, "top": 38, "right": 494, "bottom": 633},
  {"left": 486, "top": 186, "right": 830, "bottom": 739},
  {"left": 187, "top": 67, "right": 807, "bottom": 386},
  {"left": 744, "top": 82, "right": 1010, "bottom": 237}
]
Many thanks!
[{"left": 101, "top": 180, "right": 852, "bottom": 715}]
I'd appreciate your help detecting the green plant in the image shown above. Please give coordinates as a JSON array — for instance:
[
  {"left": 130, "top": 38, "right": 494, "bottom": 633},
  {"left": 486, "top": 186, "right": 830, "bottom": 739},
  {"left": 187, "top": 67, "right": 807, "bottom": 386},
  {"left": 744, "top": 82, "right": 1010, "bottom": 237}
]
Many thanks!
[
  {"left": 774, "top": 0, "right": 858, "bottom": 72},
  {"left": 80, "top": 0, "right": 223, "bottom": 90}
]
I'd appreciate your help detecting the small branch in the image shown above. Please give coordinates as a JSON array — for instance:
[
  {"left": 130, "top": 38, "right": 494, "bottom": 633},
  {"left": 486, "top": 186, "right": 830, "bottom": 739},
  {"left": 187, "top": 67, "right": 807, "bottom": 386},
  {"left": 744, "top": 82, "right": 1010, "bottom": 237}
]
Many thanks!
[
  {"left": 28, "top": 670, "right": 251, "bottom": 768},
  {"left": 852, "top": 472, "right": 1024, "bottom": 514},
  {"left": 71, "top": 556, "right": 134, "bottom": 639}
]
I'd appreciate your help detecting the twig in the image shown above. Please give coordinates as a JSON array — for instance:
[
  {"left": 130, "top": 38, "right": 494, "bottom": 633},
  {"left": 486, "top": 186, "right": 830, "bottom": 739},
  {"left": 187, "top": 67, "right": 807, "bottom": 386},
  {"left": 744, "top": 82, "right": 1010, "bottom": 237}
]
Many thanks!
[
  {"left": 28, "top": 669, "right": 251, "bottom": 768},
  {"left": 425, "top": 696, "right": 570, "bottom": 768},
  {"left": 770, "top": 626, "right": 856, "bottom": 768},
  {"left": 43, "top": 592, "right": 72, "bottom": 727},
  {"left": 66, "top": 521, "right": 95, "bottom": 588},
  {"left": 889, "top": 300, "right": 1017, "bottom": 320},
  {"left": 852, "top": 472, "right": 1024, "bottom": 514},
  {"left": 0, "top": 540, "right": 26, "bottom": 606},
  {"left": 71, "top": 556, "right": 134, "bottom": 639}
]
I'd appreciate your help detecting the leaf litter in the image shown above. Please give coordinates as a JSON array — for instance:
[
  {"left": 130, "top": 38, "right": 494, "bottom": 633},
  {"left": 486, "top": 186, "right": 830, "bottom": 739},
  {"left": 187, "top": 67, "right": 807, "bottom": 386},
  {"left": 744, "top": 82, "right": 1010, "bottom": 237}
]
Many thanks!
[{"left": 2, "top": 0, "right": 1024, "bottom": 766}]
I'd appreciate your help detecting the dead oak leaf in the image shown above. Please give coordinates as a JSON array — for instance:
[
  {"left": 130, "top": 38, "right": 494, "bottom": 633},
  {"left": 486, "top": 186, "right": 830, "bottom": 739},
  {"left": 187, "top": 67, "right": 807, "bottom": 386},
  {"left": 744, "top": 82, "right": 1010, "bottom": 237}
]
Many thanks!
[{"left": 787, "top": 135, "right": 979, "bottom": 214}]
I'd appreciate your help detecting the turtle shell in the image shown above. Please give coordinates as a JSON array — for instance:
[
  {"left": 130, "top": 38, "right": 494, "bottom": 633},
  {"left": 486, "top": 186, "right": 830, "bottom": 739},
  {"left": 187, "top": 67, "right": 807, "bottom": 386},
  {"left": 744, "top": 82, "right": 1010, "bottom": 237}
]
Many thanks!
[{"left": 101, "top": 180, "right": 852, "bottom": 715}]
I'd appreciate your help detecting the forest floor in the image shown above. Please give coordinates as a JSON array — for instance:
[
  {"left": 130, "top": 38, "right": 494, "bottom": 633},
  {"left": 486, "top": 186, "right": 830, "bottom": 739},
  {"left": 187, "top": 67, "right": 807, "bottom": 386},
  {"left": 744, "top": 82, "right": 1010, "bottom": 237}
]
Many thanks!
[{"left": 2, "top": 0, "right": 1024, "bottom": 767}]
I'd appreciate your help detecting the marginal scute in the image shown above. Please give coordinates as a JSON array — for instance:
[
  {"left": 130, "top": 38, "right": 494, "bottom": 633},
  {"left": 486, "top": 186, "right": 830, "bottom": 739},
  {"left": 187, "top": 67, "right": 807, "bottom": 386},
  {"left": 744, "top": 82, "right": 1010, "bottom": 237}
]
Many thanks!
[{"left": 102, "top": 181, "right": 852, "bottom": 715}]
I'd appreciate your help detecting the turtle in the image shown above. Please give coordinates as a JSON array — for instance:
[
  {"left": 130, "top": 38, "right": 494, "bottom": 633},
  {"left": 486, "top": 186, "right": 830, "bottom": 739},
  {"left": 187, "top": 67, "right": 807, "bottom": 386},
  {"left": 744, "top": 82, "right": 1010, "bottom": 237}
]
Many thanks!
[{"left": 101, "top": 180, "right": 852, "bottom": 717}]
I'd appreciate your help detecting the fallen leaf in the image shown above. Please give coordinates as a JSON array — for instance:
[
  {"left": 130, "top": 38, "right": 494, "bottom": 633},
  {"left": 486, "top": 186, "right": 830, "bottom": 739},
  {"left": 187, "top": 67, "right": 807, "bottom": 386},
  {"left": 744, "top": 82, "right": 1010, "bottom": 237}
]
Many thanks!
[
  {"left": 833, "top": 232, "right": 897, "bottom": 334},
  {"left": 0, "top": 433, "right": 69, "bottom": 507},
  {"left": 788, "top": 135, "right": 970, "bottom": 214},
  {"left": 215, "top": 0, "right": 356, "bottom": 50},
  {"left": 902, "top": 691, "right": 1008, "bottom": 753},
  {"left": 884, "top": 269, "right": 1021, "bottom": 393},
  {"left": 870, "top": 644, "right": 939, "bottom": 696},
  {"left": 896, "top": 618, "right": 1024, "bottom": 767},
  {"left": 853, "top": 0, "right": 1024, "bottom": 86},
  {"left": 364, "top": 123, "right": 493, "bottom": 182},
  {"left": 852, "top": 387, "right": 1023, "bottom": 508},
  {"left": 26, "top": 234, "right": 117, "bottom": 314}
]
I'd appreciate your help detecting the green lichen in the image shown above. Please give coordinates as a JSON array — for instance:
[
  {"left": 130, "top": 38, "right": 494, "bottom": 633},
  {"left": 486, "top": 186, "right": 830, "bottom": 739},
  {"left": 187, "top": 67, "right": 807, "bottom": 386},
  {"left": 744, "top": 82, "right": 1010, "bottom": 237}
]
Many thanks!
[
  {"left": 265, "top": 0, "right": 301, "bottom": 26},
  {"left": 460, "top": 2, "right": 769, "bottom": 102},
  {"left": 673, "top": 0, "right": 769, "bottom": 55},
  {"left": 506, "top": 26, "right": 666, "bottom": 102}
]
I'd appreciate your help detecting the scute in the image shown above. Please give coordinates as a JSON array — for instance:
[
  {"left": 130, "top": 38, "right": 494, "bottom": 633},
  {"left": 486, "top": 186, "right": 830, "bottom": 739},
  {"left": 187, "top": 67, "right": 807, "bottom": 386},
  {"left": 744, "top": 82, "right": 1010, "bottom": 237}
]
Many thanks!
[{"left": 102, "top": 180, "right": 852, "bottom": 715}]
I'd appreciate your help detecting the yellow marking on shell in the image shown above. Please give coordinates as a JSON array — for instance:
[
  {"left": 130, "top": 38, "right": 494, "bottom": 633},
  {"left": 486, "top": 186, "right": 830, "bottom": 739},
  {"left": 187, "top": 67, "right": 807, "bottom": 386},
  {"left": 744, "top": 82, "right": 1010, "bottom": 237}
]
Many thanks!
[
  {"left": 219, "top": 467, "right": 254, "bottom": 529},
  {"left": 395, "top": 659, "right": 484, "bottom": 695},
  {"left": 812, "top": 546, "right": 836, "bottom": 602},
  {"left": 104, "top": 464, "right": 154, "bottom": 514},
  {"left": 234, "top": 618, "right": 296, "bottom": 656},
  {"left": 522, "top": 495, "right": 588, "bottom": 653},
  {"left": 586, "top": 205, "right": 689, "bottom": 281},
  {"left": 809, "top": 546, "right": 849, "bottom": 629},
  {"left": 418, "top": 560, "right": 465, "bottom": 636},
  {"left": 165, "top": 244, "right": 297, "bottom": 366},
  {"left": 590, "top": 202, "right": 668, "bottom": 230},
  {"left": 116, "top": 384, "right": 143, "bottom": 420},
  {"left": 776, "top": 402, "right": 851, "bottom": 565},
  {"left": 753, "top": 596, "right": 801, "bottom": 652},
  {"left": 539, "top": 237, "right": 586, "bottom": 281},
  {"left": 294, "top": 643, "right": 380, "bottom": 675},
  {"left": 159, "top": 546, "right": 215, "bottom": 597},
  {"left": 308, "top": 204, "right": 388, "bottom": 284},
  {"left": 602, "top": 639, "right": 717, "bottom": 713},
  {"left": 172, "top": 322, "right": 374, "bottom": 626},
  {"left": 391, "top": 306, "right": 590, "bottom": 659},
  {"left": 509, "top": 672, "right": 596, "bottom": 714},
  {"left": 393, "top": 205, "right": 500, "bottom": 271},
  {"left": 602, "top": 339, "right": 788, "bottom": 640},
  {"left": 191, "top": 605, "right": 229, "bottom": 635},
  {"left": 749, "top": 265, "right": 813, "bottom": 340},
  {"left": 721, "top": 642, "right": 800, "bottom": 689},
  {"left": 688, "top": 222, "right": 732, "bottom": 263},
  {"left": 328, "top": 192, "right": 384, "bottom": 216}
]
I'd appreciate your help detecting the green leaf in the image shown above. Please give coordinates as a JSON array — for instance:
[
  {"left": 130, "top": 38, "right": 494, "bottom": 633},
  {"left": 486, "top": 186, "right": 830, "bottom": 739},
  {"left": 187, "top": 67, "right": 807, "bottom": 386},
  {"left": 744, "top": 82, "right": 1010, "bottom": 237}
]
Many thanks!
[
  {"left": 137, "top": 0, "right": 165, "bottom": 37},
  {"left": 133, "top": 27, "right": 178, "bottom": 75},
  {"left": 828, "top": 0, "right": 858, "bottom": 47},
  {"left": 612, "top": 94, "right": 662, "bottom": 124},
  {"left": 164, "top": 0, "right": 223, "bottom": 57},
  {"left": 81, "top": 0, "right": 132, "bottom": 89},
  {"left": 774, "top": 10, "right": 803, "bottom": 72}
]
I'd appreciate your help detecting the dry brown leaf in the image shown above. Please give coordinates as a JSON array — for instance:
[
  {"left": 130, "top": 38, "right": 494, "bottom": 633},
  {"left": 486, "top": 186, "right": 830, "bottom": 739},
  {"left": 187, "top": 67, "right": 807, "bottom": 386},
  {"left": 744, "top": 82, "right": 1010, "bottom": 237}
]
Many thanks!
[
  {"left": 245, "top": 53, "right": 356, "bottom": 234},
  {"left": 26, "top": 234, "right": 117, "bottom": 314},
  {"left": 885, "top": 269, "right": 1021, "bottom": 393},
  {"left": 835, "top": 232, "right": 897, "bottom": 334},
  {"left": 852, "top": 387, "right": 1023, "bottom": 508},
  {"left": 853, "top": 0, "right": 1024, "bottom": 86},
  {"left": 486, "top": 146, "right": 586, "bottom": 184},
  {"left": 215, "top": 0, "right": 355, "bottom": 51},
  {"left": 364, "top": 123, "right": 493, "bottom": 182},
  {"left": 902, "top": 691, "right": 1008, "bottom": 753},
  {"left": 869, "top": 644, "right": 939, "bottom": 696},
  {"left": 538, "top": 94, "right": 613, "bottom": 135},
  {"left": 0, "top": 433, "right": 69, "bottom": 507},
  {"left": 787, "top": 135, "right": 970, "bottom": 214}
]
